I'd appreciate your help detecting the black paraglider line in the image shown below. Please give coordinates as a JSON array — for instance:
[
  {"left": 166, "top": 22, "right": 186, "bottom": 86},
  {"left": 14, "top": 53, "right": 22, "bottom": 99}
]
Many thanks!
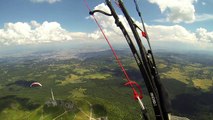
[
  {"left": 84, "top": 0, "right": 148, "bottom": 120},
  {"left": 84, "top": 0, "right": 171, "bottom": 120}
]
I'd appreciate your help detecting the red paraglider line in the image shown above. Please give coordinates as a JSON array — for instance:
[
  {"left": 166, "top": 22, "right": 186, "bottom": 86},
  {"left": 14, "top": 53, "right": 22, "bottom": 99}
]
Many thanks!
[
  {"left": 84, "top": 0, "right": 143, "bottom": 100},
  {"left": 84, "top": 0, "right": 130, "bottom": 82}
]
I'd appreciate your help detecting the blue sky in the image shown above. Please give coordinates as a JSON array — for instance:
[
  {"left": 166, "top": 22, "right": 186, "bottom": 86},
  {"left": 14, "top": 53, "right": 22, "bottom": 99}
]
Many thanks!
[
  {"left": 0, "top": 0, "right": 90, "bottom": 31},
  {"left": 0, "top": 0, "right": 212, "bottom": 52}
]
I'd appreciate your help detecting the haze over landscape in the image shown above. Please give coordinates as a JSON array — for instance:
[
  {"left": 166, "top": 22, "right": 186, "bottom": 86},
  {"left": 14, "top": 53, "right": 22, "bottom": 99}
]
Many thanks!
[
  {"left": 0, "top": 0, "right": 212, "bottom": 53},
  {"left": 0, "top": 0, "right": 212, "bottom": 120}
]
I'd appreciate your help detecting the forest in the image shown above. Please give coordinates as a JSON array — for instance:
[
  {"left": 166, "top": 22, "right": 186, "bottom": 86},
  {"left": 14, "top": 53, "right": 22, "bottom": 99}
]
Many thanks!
[{"left": 0, "top": 50, "right": 212, "bottom": 120}]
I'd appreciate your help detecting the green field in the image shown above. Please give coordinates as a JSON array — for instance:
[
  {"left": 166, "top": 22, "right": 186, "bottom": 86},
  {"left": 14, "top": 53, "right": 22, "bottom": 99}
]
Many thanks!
[{"left": 0, "top": 51, "right": 212, "bottom": 120}]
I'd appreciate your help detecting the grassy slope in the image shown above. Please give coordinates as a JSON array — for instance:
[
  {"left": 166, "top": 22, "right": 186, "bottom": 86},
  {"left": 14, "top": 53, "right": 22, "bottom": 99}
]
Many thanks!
[
  {"left": 0, "top": 52, "right": 212, "bottom": 120},
  {"left": 156, "top": 53, "right": 213, "bottom": 119},
  {"left": 0, "top": 56, "right": 146, "bottom": 120}
]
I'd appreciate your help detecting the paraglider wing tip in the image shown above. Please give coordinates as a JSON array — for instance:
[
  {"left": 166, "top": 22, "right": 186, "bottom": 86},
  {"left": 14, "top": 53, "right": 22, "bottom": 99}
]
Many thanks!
[{"left": 30, "top": 82, "right": 42, "bottom": 87}]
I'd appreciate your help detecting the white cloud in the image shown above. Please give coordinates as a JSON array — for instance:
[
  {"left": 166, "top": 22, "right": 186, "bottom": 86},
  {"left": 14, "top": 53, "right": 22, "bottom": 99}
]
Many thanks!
[
  {"left": 154, "top": 13, "right": 213, "bottom": 23},
  {"left": 196, "top": 28, "right": 213, "bottom": 43},
  {"left": 201, "top": 2, "right": 206, "bottom": 5},
  {"left": 147, "top": 25, "right": 197, "bottom": 44},
  {"left": 69, "top": 32, "right": 87, "bottom": 41},
  {"left": 148, "top": 0, "right": 196, "bottom": 23},
  {"left": 152, "top": 18, "right": 167, "bottom": 23},
  {"left": 1, "top": 3, "right": 212, "bottom": 51},
  {"left": 0, "top": 21, "right": 72, "bottom": 45},
  {"left": 86, "top": 3, "right": 213, "bottom": 50},
  {"left": 89, "top": 0, "right": 213, "bottom": 49},
  {"left": 195, "top": 14, "right": 213, "bottom": 22},
  {"left": 30, "top": 0, "right": 61, "bottom": 4},
  {"left": 87, "top": 3, "right": 132, "bottom": 41}
]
